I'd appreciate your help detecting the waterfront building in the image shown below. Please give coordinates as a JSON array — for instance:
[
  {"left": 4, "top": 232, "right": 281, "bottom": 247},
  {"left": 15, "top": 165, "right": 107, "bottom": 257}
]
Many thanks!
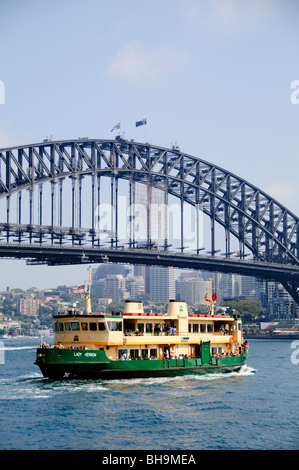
[{"left": 267, "top": 281, "right": 299, "bottom": 319}]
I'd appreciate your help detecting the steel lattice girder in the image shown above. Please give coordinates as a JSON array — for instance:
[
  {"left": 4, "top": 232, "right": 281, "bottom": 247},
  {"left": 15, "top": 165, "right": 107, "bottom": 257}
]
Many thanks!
[{"left": 0, "top": 137, "right": 299, "bottom": 266}]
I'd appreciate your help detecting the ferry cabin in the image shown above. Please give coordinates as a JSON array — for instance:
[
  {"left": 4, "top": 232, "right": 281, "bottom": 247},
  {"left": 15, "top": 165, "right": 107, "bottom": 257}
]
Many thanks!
[{"left": 52, "top": 300, "right": 244, "bottom": 360}]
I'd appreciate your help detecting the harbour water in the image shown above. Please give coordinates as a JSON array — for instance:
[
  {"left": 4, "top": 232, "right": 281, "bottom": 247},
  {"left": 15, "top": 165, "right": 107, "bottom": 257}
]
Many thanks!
[{"left": 0, "top": 337, "right": 298, "bottom": 450}]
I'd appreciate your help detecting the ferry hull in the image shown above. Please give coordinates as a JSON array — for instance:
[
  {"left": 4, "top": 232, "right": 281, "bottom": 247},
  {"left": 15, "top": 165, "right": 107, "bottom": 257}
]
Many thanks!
[{"left": 35, "top": 348, "right": 246, "bottom": 380}]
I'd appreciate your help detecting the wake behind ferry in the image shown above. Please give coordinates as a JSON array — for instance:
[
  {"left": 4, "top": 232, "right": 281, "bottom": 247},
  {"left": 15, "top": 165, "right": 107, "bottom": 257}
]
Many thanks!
[{"left": 35, "top": 273, "right": 248, "bottom": 379}]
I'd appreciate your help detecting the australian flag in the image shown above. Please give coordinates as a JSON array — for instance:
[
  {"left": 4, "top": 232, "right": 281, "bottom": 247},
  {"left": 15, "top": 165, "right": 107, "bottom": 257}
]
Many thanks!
[{"left": 136, "top": 118, "right": 147, "bottom": 127}]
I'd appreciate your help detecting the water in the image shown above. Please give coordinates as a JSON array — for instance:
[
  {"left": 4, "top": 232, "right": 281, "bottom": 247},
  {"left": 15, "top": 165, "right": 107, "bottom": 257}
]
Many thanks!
[{"left": 0, "top": 337, "right": 298, "bottom": 450}]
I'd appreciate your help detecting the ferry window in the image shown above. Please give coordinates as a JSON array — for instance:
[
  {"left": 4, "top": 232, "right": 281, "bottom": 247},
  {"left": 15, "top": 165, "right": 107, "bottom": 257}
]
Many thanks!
[
  {"left": 118, "top": 349, "right": 127, "bottom": 359},
  {"left": 218, "top": 347, "right": 222, "bottom": 354},
  {"left": 130, "top": 349, "right": 139, "bottom": 359},
  {"left": 238, "top": 323, "right": 241, "bottom": 331},
  {"left": 70, "top": 322, "right": 80, "bottom": 331},
  {"left": 54, "top": 322, "right": 59, "bottom": 332},
  {"left": 65, "top": 323, "right": 70, "bottom": 331},
  {"left": 98, "top": 322, "right": 106, "bottom": 331},
  {"left": 81, "top": 322, "right": 88, "bottom": 331},
  {"left": 207, "top": 323, "right": 213, "bottom": 333},
  {"left": 189, "top": 324, "right": 191, "bottom": 333},
  {"left": 141, "top": 348, "right": 148, "bottom": 358},
  {"left": 89, "top": 322, "right": 97, "bottom": 331},
  {"left": 137, "top": 323, "right": 144, "bottom": 333},
  {"left": 200, "top": 324, "right": 206, "bottom": 333},
  {"left": 211, "top": 347, "right": 217, "bottom": 355},
  {"left": 107, "top": 321, "right": 123, "bottom": 332},
  {"left": 150, "top": 348, "right": 157, "bottom": 358},
  {"left": 146, "top": 323, "right": 153, "bottom": 333},
  {"left": 193, "top": 323, "right": 199, "bottom": 333},
  {"left": 59, "top": 323, "right": 64, "bottom": 331}
]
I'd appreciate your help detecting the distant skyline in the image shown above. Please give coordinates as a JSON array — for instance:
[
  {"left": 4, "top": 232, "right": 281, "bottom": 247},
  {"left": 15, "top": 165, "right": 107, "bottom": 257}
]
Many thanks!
[{"left": 0, "top": 0, "right": 298, "bottom": 290}]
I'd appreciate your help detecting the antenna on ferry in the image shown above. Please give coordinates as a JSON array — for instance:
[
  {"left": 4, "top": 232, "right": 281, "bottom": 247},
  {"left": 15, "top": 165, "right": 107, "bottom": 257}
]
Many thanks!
[
  {"left": 83, "top": 266, "right": 92, "bottom": 314},
  {"left": 204, "top": 277, "right": 217, "bottom": 315}
]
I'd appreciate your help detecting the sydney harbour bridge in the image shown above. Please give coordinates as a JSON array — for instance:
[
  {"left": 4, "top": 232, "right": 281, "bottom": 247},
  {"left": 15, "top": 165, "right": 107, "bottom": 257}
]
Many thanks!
[{"left": 1, "top": 136, "right": 299, "bottom": 305}]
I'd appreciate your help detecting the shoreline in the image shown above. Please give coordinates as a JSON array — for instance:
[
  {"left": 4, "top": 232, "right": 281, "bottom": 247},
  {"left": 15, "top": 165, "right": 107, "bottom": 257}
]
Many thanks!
[{"left": 244, "top": 333, "right": 299, "bottom": 340}]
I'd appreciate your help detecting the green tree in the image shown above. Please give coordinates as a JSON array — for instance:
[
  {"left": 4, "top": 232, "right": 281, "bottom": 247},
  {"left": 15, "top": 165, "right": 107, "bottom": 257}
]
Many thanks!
[{"left": 224, "top": 299, "right": 262, "bottom": 322}]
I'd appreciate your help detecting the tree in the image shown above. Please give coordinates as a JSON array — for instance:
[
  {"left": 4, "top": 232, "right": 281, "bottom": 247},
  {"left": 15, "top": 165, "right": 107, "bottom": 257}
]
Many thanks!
[{"left": 224, "top": 299, "right": 262, "bottom": 322}]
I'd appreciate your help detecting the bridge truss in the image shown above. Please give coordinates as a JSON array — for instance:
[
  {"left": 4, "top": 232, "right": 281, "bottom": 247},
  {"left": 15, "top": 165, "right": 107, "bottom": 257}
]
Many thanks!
[{"left": 1, "top": 136, "right": 299, "bottom": 303}]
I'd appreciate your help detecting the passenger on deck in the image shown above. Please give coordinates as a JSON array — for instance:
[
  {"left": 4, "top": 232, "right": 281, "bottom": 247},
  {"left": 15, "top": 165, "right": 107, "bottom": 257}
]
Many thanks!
[{"left": 154, "top": 324, "right": 161, "bottom": 336}]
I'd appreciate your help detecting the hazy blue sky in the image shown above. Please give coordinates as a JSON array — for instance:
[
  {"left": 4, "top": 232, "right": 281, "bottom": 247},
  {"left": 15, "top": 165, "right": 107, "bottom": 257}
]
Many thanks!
[{"left": 0, "top": 0, "right": 298, "bottom": 290}]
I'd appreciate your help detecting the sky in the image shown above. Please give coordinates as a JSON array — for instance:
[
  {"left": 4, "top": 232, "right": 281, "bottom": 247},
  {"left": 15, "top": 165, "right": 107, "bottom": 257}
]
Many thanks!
[{"left": 0, "top": 0, "right": 298, "bottom": 290}]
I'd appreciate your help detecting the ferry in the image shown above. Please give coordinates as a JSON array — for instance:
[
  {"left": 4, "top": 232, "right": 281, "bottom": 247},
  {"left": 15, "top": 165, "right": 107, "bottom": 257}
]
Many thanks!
[{"left": 35, "top": 273, "right": 249, "bottom": 379}]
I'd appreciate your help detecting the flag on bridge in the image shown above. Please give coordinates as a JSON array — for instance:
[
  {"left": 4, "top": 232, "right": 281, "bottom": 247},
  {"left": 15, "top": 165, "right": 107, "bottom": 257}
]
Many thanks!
[
  {"left": 111, "top": 122, "right": 120, "bottom": 132},
  {"left": 136, "top": 118, "right": 147, "bottom": 127},
  {"left": 72, "top": 285, "right": 85, "bottom": 293}
]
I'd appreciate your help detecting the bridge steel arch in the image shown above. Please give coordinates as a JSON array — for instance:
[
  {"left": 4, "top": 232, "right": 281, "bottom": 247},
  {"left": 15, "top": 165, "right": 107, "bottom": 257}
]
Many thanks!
[{"left": 1, "top": 137, "right": 299, "bottom": 303}]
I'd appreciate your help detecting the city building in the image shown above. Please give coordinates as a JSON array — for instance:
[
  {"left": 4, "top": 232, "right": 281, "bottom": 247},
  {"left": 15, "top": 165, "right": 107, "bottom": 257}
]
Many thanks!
[
  {"left": 176, "top": 276, "right": 210, "bottom": 305},
  {"left": 129, "top": 276, "right": 145, "bottom": 299},
  {"left": 104, "top": 275, "right": 129, "bottom": 302},
  {"left": 149, "top": 266, "right": 175, "bottom": 303},
  {"left": 17, "top": 295, "right": 40, "bottom": 317},
  {"left": 267, "top": 281, "right": 299, "bottom": 319}
]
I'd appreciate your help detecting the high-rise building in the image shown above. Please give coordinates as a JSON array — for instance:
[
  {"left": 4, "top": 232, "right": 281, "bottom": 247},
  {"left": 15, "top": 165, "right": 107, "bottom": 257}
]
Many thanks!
[
  {"left": 104, "top": 275, "right": 129, "bottom": 302},
  {"left": 267, "top": 281, "right": 298, "bottom": 319},
  {"left": 241, "top": 276, "right": 259, "bottom": 299},
  {"left": 176, "top": 277, "right": 210, "bottom": 305},
  {"left": 93, "top": 264, "right": 132, "bottom": 281},
  {"left": 129, "top": 276, "right": 145, "bottom": 299},
  {"left": 149, "top": 266, "right": 175, "bottom": 303},
  {"left": 91, "top": 279, "right": 105, "bottom": 298}
]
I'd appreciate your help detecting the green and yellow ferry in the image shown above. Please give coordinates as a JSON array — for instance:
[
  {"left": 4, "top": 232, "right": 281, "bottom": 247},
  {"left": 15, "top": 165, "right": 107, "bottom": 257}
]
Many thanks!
[{"left": 35, "top": 276, "right": 249, "bottom": 380}]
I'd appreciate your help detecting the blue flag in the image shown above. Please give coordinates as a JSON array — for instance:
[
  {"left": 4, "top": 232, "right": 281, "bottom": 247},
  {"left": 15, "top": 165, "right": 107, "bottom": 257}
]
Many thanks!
[{"left": 136, "top": 118, "right": 147, "bottom": 127}]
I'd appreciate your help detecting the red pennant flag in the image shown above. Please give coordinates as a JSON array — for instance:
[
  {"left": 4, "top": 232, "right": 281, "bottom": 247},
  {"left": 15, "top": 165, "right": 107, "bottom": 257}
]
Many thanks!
[
  {"left": 204, "top": 294, "right": 210, "bottom": 302},
  {"left": 212, "top": 292, "right": 217, "bottom": 302}
]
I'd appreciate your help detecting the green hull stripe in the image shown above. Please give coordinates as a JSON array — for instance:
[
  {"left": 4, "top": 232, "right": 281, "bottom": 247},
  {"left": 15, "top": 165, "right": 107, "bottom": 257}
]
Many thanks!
[{"left": 35, "top": 348, "right": 246, "bottom": 379}]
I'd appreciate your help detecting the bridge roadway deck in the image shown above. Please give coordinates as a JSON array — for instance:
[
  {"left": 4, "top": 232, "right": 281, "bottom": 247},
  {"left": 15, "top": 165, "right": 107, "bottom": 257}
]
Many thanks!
[{"left": 0, "top": 243, "right": 299, "bottom": 283}]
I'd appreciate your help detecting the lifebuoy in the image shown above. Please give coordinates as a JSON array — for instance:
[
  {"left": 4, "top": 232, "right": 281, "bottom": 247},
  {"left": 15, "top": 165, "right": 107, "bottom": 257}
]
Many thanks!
[
  {"left": 123, "top": 337, "right": 127, "bottom": 346},
  {"left": 229, "top": 336, "right": 234, "bottom": 344}
]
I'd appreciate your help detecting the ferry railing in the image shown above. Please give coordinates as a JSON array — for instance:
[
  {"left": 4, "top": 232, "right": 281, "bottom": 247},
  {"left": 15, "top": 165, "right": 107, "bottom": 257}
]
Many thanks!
[{"left": 123, "top": 330, "right": 234, "bottom": 337}]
